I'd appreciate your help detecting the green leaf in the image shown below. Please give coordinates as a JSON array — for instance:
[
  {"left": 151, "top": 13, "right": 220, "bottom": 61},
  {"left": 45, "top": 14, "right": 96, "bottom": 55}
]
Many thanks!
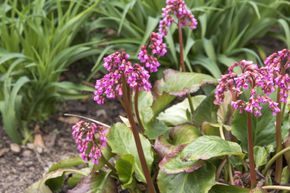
[
  {"left": 135, "top": 91, "right": 171, "bottom": 139},
  {"left": 157, "top": 163, "right": 216, "bottom": 193},
  {"left": 160, "top": 136, "right": 243, "bottom": 174},
  {"left": 68, "top": 171, "right": 117, "bottom": 193},
  {"left": 193, "top": 92, "right": 218, "bottom": 127},
  {"left": 137, "top": 91, "right": 154, "bottom": 124},
  {"left": 115, "top": 154, "right": 135, "bottom": 188},
  {"left": 232, "top": 107, "right": 288, "bottom": 150},
  {"left": 209, "top": 184, "right": 249, "bottom": 193},
  {"left": 155, "top": 69, "right": 217, "bottom": 97},
  {"left": 170, "top": 124, "right": 201, "bottom": 145},
  {"left": 203, "top": 38, "right": 216, "bottom": 62},
  {"left": 48, "top": 156, "right": 84, "bottom": 172},
  {"left": 157, "top": 95, "right": 206, "bottom": 126},
  {"left": 254, "top": 145, "right": 273, "bottom": 168},
  {"left": 278, "top": 19, "right": 290, "bottom": 49},
  {"left": 154, "top": 124, "right": 200, "bottom": 158},
  {"left": 0, "top": 76, "right": 30, "bottom": 143},
  {"left": 144, "top": 119, "right": 170, "bottom": 140},
  {"left": 151, "top": 93, "right": 175, "bottom": 116},
  {"left": 107, "top": 123, "right": 154, "bottom": 182},
  {"left": 25, "top": 169, "right": 88, "bottom": 193}
]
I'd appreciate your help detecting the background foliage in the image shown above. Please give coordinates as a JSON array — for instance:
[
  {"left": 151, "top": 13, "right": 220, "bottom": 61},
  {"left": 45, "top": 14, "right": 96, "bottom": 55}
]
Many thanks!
[
  {"left": 0, "top": 0, "right": 289, "bottom": 144},
  {"left": 0, "top": 0, "right": 101, "bottom": 142}
]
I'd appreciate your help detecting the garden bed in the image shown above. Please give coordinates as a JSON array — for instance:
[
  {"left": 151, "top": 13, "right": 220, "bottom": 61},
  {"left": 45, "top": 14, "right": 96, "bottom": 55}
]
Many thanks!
[{"left": 0, "top": 100, "right": 122, "bottom": 193}]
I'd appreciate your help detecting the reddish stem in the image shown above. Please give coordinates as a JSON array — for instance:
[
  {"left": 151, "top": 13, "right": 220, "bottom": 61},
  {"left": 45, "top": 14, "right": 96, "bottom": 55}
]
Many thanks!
[
  {"left": 275, "top": 89, "right": 283, "bottom": 183},
  {"left": 121, "top": 77, "right": 156, "bottom": 193},
  {"left": 134, "top": 91, "right": 145, "bottom": 132},
  {"left": 274, "top": 62, "right": 286, "bottom": 183},
  {"left": 247, "top": 112, "right": 257, "bottom": 188},
  {"left": 178, "top": 21, "right": 185, "bottom": 72}
]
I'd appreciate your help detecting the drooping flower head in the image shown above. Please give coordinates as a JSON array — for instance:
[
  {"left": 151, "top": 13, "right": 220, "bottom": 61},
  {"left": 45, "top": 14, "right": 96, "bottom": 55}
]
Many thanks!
[
  {"left": 159, "top": 0, "right": 198, "bottom": 36},
  {"left": 214, "top": 60, "right": 280, "bottom": 117},
  {"left": 150, "top": 32, "right": 167, "bottom": 56},
  {"left": 94, "top": 51, "right": 152, "bottom": 104},
  {"left": 260, "top": 49, "right": 290, "bottom": 103},
  {"left": 138, "top": 0, "right": 197, "bottom": 73},
  {"left": 138, "top": 46, "right": 161, "bottom": 72},
  {"left": 72, "top": 121, "right": 108, "bottom": 165}
]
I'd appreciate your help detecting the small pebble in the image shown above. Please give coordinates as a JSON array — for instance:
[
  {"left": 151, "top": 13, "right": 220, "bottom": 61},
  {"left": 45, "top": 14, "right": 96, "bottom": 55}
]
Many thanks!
[
  {"left": 10, "top": 143, "right": 21, "bottom": 153},
  {"left": 22, "top": 150, "right": 32, "bottom": 157},
  {"left": 0, "top": 148, "right": 9, "bottom": 157}
]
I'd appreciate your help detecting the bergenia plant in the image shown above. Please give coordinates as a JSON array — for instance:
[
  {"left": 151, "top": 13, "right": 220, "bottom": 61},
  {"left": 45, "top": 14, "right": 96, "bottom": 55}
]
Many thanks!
[
  {"left": 214, "top": 60, "right": 280, "bottom": 187},
  {"left": 26, "top": 1, "right": 290, "bottom": 193},
  {"left": 94, "top": 50, "right": 156, "bottom": 192}
]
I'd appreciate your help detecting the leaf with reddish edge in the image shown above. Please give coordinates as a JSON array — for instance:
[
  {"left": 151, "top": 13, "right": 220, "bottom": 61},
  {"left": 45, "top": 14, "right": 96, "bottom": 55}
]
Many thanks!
[
  {"left": 154, "top": 69, "right": 217, "bottom": 97},
  {"left": 154, "top": 124, "right": 200, "bottom": 158},
  {"left": 159, "top": 136, "right": 243, "bottom": 174},
  {"left": 154, "top": 135, "right": 188, "bottom": 159}
]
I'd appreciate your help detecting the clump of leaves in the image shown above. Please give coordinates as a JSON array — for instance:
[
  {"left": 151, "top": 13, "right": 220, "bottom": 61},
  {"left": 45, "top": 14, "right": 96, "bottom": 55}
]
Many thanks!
[
  {"left": 26, "top": 1, "right": 290, "bottom": 193},
  {"left": 0, "top": 0, "right": 102, "bottom": 143}
]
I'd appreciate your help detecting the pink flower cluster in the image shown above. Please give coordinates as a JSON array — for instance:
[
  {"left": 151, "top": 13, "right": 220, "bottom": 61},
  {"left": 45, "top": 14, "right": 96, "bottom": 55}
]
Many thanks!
[
  {"left": 72, "top": 121, "right": 108, "bottom": 165},
  {"left": 214, "top": 60, "right": 280, "bottom": 117},
  {"left": 94, "top": 51, "right": 151, "bottom": 104},
  {"left": 260, "top": 49, "right": 290, "bottom": 103},
  {"left": 138, "top": 34, "right": 166, "bottom": 73},
  {"left": 159, "top": 0, "right": 198, "bottom": 36},
  {"left": 138, "top": 0, "right": 197, "bottom": 72}
]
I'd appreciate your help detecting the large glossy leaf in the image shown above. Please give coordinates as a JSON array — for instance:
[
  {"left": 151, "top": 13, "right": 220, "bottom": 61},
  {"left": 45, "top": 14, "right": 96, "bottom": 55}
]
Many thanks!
[
  {"left": 160, "top": 136, "right": 243, "bottom": 174},
  {"left": 107, "top": 123, "right": 154, "bottom": 182},
  {"left": 157, "top": 95, "right": 206, "bottom": 126},
  {"left": 232, "top": 107, "right": 288, "bottom": 150},
  {"left": 154, "top": 124, "right": 200, "bottom": 158},
  {"left": 157, "top": 163, "right": 215, "bottom": 193},
  {"left": 155, "top": 69, "right": 217, "bottom": 96}
]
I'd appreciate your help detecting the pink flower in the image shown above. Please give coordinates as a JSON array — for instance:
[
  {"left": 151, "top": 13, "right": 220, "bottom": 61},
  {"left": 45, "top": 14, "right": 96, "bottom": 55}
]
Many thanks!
[
  {"left": 72, "top": 121, "right": 108, "bottom": 165},
  {"left": 137, "top": 0, "right": 197, "bottom": 73},
  {"left": 159, "top": 0, "right": 198, "bottom": 36},
  {"left": 150, "top": 32, "right": 167, "bottom": 56},
  {"left": 125, "top": 63, "right": 152, "bottom": 91},
  {"left": 138, "top": 46, "right": 161, "bottom": 72},
  {"left": 214, "top": 60, "right": 280, "bottom": 117},
  {"left": 261, "top": 49, "right": 290, "bottom": 103},
  {"left": 94, "top": 51, "right": 152, "bottom": 104},
  {"left": 103, "top": 51, "right": 130, "bottom": 72}
]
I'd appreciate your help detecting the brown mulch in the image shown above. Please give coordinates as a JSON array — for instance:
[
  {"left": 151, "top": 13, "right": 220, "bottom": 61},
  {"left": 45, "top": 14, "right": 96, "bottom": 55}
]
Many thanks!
[{"left": 0, "top": 99, "right": 122, "bottom": 193}]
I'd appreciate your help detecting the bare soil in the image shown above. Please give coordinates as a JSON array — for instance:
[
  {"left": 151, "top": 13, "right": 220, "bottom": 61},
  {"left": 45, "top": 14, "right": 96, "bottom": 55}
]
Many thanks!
[{"left": 0, "top": 99, "right": 122, "bottom": 193}]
